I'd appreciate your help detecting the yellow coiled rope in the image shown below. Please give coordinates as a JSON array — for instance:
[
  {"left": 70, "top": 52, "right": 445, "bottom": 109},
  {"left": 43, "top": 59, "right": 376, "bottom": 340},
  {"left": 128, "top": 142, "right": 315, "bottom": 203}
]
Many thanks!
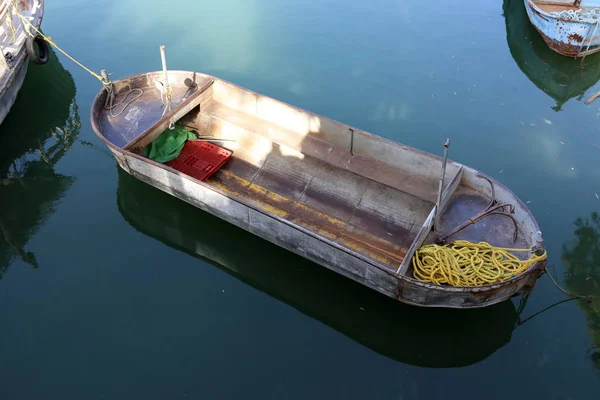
[{"left": 412, "top": 240, "right": 547, "bottom": 287}]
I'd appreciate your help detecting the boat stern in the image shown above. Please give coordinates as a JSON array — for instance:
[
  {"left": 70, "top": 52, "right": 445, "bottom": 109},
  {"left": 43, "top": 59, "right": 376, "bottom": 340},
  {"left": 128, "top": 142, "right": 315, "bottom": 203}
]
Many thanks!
[{"left": 397, "top": 164, "right": 547, "bottom": 308}]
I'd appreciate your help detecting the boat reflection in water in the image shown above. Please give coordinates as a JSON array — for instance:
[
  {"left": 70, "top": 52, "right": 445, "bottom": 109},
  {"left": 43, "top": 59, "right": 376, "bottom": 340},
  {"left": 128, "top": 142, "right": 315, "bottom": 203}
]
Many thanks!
[
  {"left": 562, "top": 212, "right": 600, "bottom": 374},
  {"left": 504, "top": 0, "right": 600, "bottom": 111},
  {"left": 0, "top": 46, "right": 79, "bottom": 278},
  {"left": 117, "top": 166, "right": 522, "bottom": 368}
]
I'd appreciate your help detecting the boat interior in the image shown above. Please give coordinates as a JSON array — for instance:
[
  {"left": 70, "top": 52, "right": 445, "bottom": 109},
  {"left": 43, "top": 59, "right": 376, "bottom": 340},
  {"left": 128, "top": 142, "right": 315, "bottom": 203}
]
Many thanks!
[
  {"left": 92, "top": 71, "right": 538, "bottom": 278},
  {"left": 531, "top": 0, "right": 600, "bottom": 12},
  {"left": 534, "top": 2, "right": 577, "bottom": 13}
]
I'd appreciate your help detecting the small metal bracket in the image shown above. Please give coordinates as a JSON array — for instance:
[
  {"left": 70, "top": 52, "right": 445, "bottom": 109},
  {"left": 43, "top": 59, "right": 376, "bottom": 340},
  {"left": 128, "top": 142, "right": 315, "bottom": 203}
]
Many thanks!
[
  {"left": 433, "top": 139, "right": 450, "bottom": 234},
  {"left": 100, "top": 69, "right": 112, "bottom": 84}
]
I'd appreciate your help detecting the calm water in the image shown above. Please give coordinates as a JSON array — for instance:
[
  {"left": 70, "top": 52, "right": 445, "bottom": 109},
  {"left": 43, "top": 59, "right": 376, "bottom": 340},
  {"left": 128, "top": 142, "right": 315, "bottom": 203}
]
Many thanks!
[{"left": 1, "top": 0, "right": 599, "bottom": 398}]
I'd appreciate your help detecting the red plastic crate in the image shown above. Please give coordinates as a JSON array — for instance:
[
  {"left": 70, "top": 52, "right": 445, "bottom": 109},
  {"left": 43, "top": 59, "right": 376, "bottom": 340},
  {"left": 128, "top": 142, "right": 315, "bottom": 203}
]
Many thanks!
[{"left": 166, "top": 140, "right": 233, "bottom": 181}]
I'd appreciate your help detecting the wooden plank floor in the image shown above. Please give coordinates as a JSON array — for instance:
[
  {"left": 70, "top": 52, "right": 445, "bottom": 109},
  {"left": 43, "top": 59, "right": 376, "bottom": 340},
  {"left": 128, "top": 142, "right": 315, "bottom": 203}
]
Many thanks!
[
  {"left": 199, "top": 105, "right": 435, "bottom": 269},
  {"left": 536, "top": 3, "right": 578, "bottom": 13}
]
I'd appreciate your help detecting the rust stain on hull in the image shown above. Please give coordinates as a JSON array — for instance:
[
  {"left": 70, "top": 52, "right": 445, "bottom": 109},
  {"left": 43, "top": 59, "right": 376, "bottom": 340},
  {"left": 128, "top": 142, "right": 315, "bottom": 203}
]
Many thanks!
[
  {"left": 568, "top": 32, "right": 583, "bottom": 43},
  {"left": 527, "top": 3, "right": 600, "bottom": 58},
  {"left": 537, "top": 27, "right": 585, "bottom": 57}
]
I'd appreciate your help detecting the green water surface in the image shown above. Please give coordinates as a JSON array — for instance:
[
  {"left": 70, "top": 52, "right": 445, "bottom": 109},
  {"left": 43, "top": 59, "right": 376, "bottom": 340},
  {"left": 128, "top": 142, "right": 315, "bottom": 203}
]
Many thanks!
[{"left": 0, "top": 0, "right": 599, "bottom": 398}]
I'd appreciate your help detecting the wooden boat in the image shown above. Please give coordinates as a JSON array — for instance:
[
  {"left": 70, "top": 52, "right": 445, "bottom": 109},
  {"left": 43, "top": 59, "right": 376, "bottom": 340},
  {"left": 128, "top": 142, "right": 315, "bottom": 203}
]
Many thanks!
[
  {"left": 506, "top": 0, "right": 600, "bottom": 111},
  {"left": 524, "top": 0, "right": 600, "bottom": 58},
  {"left": 0, "top": 0, "right": 45, "bottom": 126},
  {"left": 116, "top": 165, "right": 521, "bottom": 367},
  {"left": 90, "top": 64, "right": 547, "bottom": 309}
]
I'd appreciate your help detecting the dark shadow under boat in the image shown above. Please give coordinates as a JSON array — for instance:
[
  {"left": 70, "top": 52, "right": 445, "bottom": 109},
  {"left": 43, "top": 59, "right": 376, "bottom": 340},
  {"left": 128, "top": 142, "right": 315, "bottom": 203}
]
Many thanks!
[
  {"left": 116, "top": 165, "right": 522, "bottom": 368},
  {"left": 0, "top": 47, "right": 79, "bottom": 278},
  {"left": 504, "top": 0, "right": 600, "bottom": 111}
]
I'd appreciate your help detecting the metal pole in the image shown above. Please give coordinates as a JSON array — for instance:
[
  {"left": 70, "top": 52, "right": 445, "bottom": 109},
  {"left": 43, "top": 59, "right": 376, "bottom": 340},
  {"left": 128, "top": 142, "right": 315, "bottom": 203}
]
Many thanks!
[
  {"left": 434, "top": 139, "right": 450, "bottom": 230},
  {"left": 534, "top": 231, "right": 545, "bottom": 256},
  {"left": 193, "top": 138, "right": 237, "bottom": 143},
  {"left": 160, "top": 45, "right": 174, "bottom": 127},
  {"left": 160, "top": 45, "right": 170, "bottom": 90}
]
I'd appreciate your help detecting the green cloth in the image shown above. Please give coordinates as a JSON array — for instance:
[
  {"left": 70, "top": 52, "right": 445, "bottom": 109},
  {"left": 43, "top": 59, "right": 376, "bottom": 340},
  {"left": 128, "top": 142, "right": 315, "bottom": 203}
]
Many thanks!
[{"left": 143, "top": 125, "right": 197, "bottom": 163}]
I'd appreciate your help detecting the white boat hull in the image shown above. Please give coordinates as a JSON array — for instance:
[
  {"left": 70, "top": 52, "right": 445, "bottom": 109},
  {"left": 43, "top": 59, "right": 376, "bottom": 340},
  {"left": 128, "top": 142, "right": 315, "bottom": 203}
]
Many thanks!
[{"left": 0, "top": 0, "right": 45, "bottom": 126}]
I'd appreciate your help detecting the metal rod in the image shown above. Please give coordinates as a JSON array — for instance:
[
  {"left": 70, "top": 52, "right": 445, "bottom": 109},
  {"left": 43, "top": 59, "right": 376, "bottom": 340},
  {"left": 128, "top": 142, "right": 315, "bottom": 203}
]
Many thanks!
[
  {"left": 160, "top": 45, "right": 170, "bottom": 91},
  {"left": 193, "top": 138, "right": 236, "bottom": 143},
  {"left": 434, "top": 139, "right": 450, "bottom": 229},
  {"left": 534, "top": 231, "right": 545, "bottom": 256},
  {"left": 159, "top": 45, "right": 174, "bottom": 127}
]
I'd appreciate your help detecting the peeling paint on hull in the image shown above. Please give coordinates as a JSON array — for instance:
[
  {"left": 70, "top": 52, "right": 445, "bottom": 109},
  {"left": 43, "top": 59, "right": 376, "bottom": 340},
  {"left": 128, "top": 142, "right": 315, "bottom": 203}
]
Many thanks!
[{"left": 524, "top": 0, "right": 600, "bottom": 58}]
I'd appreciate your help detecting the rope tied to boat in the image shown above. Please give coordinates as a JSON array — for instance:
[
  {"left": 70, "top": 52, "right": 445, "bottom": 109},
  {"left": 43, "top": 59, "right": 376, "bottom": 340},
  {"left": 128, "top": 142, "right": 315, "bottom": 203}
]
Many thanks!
[
  {"left": 543, "top": 265, "right": 600, "bottom": 302},
  {"left": 100, "top": 67, "right": 143, "bottom": 118},
  {"left": 11, "top": 0, "right": 109, "bottom": 86},
  {"left": 549, "top": 8, "right": 600, "bottom": 24},
  {"left": 160, "top": 83, "right": 173, "bottom": 116},
  {"left": 412, "top": 240, "right": 547, "bottom": 287},
  {"left": 11, "top": 1, "right": 147, "bottom": 118}
]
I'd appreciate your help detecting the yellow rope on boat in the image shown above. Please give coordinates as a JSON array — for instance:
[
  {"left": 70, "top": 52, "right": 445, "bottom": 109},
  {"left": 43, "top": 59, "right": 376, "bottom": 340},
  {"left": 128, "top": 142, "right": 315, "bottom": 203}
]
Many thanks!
[
  {"left": 11, "top": 1, "right": 107, "bottom": 84},
  {"left": 412, "top": 240, "right": 547, "bottom": 287}
]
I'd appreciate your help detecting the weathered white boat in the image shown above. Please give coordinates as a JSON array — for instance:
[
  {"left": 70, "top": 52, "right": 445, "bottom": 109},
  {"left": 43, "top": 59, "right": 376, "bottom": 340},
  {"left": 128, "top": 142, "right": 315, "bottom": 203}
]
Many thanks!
[
  {"left": 0, "top": 0, "right": 45, "bottom": 126},
  {"left": 525, "top": 0, "right": 600, "bottom": 58},
  {"left": 506, "top": 0, "right": 600, "bottom": 110},
  {"left": 90, "top": 65, "right": 547, "bottom": 309}
]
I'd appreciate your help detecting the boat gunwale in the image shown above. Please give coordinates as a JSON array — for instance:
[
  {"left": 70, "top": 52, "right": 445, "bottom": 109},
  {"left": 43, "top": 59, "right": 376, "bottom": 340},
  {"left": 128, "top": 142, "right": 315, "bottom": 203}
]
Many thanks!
[
  {"left": 89, "top": 70, "right": 546, "bottom": 296},
  {"left": 527, "top": 0, "right": 598, "bottom": 24},
  {"left": 91, "top": 70, "right": 464, "bottom": 167}
]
